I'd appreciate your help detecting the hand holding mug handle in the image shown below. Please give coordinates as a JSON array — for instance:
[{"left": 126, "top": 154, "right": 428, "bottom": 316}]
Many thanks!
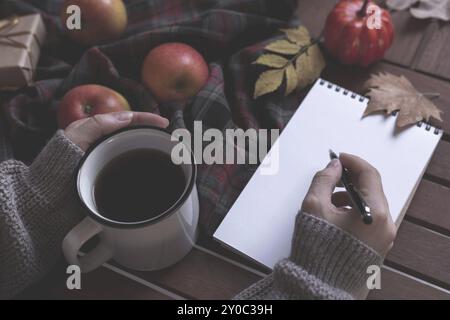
[{"left": 62, "top": 217, "right": 113, "bottom": 272}]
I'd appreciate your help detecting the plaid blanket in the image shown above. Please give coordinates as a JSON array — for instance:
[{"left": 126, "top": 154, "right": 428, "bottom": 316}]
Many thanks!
[{"left": 1, "top": 0, "right": 306, "bottom": 235}]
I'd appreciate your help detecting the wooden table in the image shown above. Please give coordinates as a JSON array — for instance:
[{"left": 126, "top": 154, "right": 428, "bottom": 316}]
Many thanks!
[{"left": 19, "top": 1, "right": 450, "bottom": 300}]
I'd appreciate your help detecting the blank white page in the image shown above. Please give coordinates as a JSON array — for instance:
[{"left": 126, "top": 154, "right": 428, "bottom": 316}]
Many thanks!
[{"left": 214, "top": 78, "right": 442, "bottom": 269}]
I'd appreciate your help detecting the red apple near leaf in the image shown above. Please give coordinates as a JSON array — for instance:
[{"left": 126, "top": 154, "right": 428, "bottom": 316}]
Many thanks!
[
  {"left": 141, "top": 43, "right": 209, "bottom": 102},
  {"left": 57, "top": 84, "right": 130, "bottom": 129},
  {"left": 324, "top": 0, "right": 394, "bottom": 67},
  {"left": 61, "top": 0, "right": 128, "bottom": 46}
]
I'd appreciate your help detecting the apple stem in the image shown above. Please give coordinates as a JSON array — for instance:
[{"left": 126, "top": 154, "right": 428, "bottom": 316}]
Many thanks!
[
  {"left": 84, "top": 105, "right": 93, "bottom": 114},
  {"left": 358, "top": 0, "right": 370, "bottom": 17}
]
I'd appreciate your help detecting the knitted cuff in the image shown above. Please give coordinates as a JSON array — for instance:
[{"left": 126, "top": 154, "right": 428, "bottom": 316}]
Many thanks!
[
  {"left": 289, "top": 212, "right": 382, "bottom": 296},
  {"left": 26, "top": 130, "right": 84, "bottom": 208}
]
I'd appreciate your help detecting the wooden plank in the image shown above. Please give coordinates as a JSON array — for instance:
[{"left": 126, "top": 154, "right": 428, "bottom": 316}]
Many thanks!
[
  {"left": 406, "top": 179, "right": 450, "bottom": 235},
  {"left": 197, "top": 221, "right": 450, "bottom": 299},
  {"left": 115, "top": 240, "right": 450, "bottom": 300},
  {"left": 18, "top": 236, "right": 450, "bottom": 299},
  {"left": 121, "top": 247, "right": 262, "bottom": 300},
  {"left": 427, "top": 141, "right": 450, "bottom": 182},
  {"left": 16, "top": 264, "right": 172, "bottom": 300},
  {"left": 322, "top": 61, "right": 450, "bottom": 134},
  {"left": 384, "top": 11, "right": 430, "bottom": 67},
  {"left": 413, "top": 21, "right": 450, "bottom": 80},
  {"left": 126, "top": 245, "right": 450, "bottom": 299},
  {"left": 295, "top": 0, "right": 335, "bottom": 37},
  {"left": 368, "top": 267, "right": 450, "bottom": 300},
  {"left": 202, "top": 231, "right": 450, "bottom": 297},
  {"left": 197, "top": 236, "right": 270, "bottom": 274},
  {"left": 386, "top": 221, "right": 450, "bottom": 289}
]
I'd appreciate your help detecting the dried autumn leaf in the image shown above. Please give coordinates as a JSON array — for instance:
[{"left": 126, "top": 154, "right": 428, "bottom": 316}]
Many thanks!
[
  {"left": 364, "top": 73, "right": 443, "bottom": 127},
  {"left": 281, "top": 25, "right": 311, "bottom": 45},
  {"left": 295, "top": 44, "right": 325, "bottom": 89},
  {"left": 265, "top": 40, "right": 301, "bottom": 55},
  {"left": 254, "top": 69, "right": 284, "bottom": 98},
  {"left": 253, "top": 54, "right": 289, "bottom": 68},
  {"left": 285, "top": 63, "right": 297, "bottom": 96}
]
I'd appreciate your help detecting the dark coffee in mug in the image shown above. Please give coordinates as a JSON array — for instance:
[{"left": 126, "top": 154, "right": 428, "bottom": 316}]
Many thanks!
[{"left": 94, "top": 149, "right": 186, "bottom": 223}]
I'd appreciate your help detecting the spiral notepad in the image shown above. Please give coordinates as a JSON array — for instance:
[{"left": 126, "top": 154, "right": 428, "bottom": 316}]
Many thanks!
[{"left": 214, "top": 78, "right": 443, "bottom": 269}]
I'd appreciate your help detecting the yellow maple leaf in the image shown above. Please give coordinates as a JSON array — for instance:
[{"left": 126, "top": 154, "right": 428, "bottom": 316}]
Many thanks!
[
  {"left": 253, "top": 69, "right": 284, "bottom": 98},
  {"left": 253, "top": 25, "right": 325, "bottom": 98}
]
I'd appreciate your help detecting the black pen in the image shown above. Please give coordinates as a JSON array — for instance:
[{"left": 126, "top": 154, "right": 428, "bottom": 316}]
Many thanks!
[{"left": 329, "top": 149, "right": 372, "bottom": 225}]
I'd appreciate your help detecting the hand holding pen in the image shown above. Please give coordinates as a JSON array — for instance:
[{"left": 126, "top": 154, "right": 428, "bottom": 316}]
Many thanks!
[
  {"left": 301, "top": 152, "right": 397, "bottom": 256},
  {"left": 329, "top": 149, "right": 372, "bottom": 225}
]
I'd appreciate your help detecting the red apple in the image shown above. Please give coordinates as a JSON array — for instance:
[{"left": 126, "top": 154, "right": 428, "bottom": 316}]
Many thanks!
[
  {"left": 57, "top": 84, "right": 130, "bottom": 129},
  {"left": 61, "top": 0, "right": 128, "bottom": 46},
  {"left": 141, "top": 43, "right": 209, "bottom": 102}
]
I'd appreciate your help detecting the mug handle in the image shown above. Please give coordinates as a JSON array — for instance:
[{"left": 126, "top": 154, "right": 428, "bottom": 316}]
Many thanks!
[{"left": 62, "top": 217, "right": 114, "bottom": 273}]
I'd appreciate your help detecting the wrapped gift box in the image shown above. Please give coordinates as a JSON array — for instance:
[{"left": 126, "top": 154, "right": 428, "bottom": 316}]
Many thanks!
[{"left": 0, "top": 14, "right": 47, "bottom": 89}]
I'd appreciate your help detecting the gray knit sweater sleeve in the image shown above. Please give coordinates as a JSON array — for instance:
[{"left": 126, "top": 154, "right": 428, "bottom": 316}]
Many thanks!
[
  {"left": 0, "top": 130, "right": 84, "bottom": 299},
  {"left": 234, "top": 212, "right": 382, "bottom": 300}
]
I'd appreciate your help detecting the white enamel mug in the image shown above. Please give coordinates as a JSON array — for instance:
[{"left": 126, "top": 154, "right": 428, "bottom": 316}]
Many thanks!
[{"left": 62, "top": 126, "right": 199, "bottom": 273}]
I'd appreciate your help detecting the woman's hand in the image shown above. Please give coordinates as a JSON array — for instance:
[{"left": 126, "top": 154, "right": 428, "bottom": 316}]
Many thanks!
[
  {"left": 301, "top": 153, "right": 397, "bottom": 256},
  {"left": 65, "top": 111, "right": 169, "bottom": 151}
]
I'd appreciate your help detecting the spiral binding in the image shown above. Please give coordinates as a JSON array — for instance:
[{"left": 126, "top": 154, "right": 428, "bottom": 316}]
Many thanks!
[{"left": 318, "top": 79, "right": 441, "bottom": 135}]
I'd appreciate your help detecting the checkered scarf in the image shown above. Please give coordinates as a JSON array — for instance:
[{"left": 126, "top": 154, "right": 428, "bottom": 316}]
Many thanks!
[{"left": 0, "top": 0, "right": 305, "bottom": 235}]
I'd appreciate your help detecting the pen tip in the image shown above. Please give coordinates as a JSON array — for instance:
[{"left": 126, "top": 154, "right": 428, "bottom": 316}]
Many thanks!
[
  {"left": 329, "top": 149, "right": 338, "bottom": 159},
  {"left": 363, "top": 214, "right": 373, "bottom": 225}
]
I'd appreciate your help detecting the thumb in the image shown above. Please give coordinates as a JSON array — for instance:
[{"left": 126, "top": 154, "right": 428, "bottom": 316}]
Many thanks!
[
  {"left": 307, "top": 159, "right": 342, "bottom": 200},
  {"left": 66, "top": 111, "right": 170, "bottom": 151},
  {"left": 65, "top": 112, "right": 135, "bottom": 151},
  {"left": 88, "top": 111, "right": 135, "bottom": 137}
]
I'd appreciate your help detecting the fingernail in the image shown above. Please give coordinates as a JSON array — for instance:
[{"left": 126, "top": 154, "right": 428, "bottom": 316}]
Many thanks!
[
  {"left": 113, "top": 111, "right": 133, "bottom": 121},
  {"left": 327, "top": 159, "right": 340, "bottom": 168}
]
